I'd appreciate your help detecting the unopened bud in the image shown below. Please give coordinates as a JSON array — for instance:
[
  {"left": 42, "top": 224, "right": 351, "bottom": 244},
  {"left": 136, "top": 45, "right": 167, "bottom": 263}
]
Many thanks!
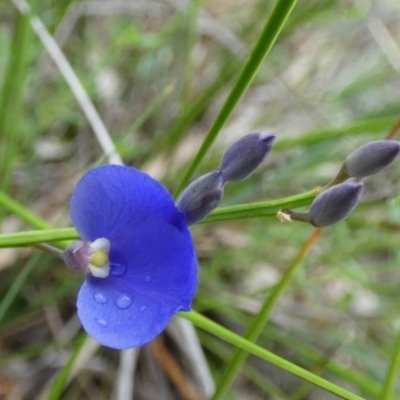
[
  {"left": 344, "top": 140, "right": 400, "bottom": 178},
  {"left": 63, "top": 241, "right": 90, "bottom": 272},
  {"left": 176, "top": 171, "right": 224, "bottom": 225},
  {"left": 219, "top": 133, "right": 276, "bottom": 182},
  {"left": 309, "top": 181, "right": 364, "bottom": 227}
]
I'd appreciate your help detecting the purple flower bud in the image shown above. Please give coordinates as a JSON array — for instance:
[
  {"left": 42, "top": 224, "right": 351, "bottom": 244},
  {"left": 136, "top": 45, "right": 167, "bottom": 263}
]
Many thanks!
[
  {"left": 63, "top": 241, "right": 90, "bottom": 273},
  {"left": 309, "top": 181, "right": 364, "bottom": 227},
  {"left": 344, "top": 140, "right": 400, "bottom": 178},
  {"left": 176, "top": 171, "right": 224, "bottom": 225},
  {"left": 219, "top": 133, "right": 276, "bottom": 182}
]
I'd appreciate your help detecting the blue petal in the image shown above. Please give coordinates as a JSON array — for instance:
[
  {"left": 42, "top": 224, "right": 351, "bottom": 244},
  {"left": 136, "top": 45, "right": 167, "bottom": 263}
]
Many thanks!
[{"left": 71, "top": 165, "right": 198, "bottom": 349}]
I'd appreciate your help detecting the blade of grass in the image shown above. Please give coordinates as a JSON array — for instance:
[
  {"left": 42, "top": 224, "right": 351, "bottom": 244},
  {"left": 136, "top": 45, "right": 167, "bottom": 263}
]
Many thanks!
[
  {"left": 0, "top": 10, "right": 30, "bottom": 194},
  {"left": 45, "top": 333, "right": 89, "bottom": 400},
  {"left": 0, "top": 228, "right": 78, "bottom": 247},
  {"left": 0, "top": 191, "right": 52, "bottom": 230},
  {"left": 151, "top": 64, "right": 238, "bottom": 158},
  {"left": 275, "top": 116, "right": 398, "bottom": 150},
  {"left": 198, "top": 331, "right": 291, "bottom": 400},
  {"left": 11, "top": 0, "right": 123, "bottom": 165},
  {"left": 180, "top": 310, "right": 365, "bottom": 400},
  {"left": 212, "top": 228, "right": 323, "bottom": 400},
  {"left": 0, "top": 253, "right": 40, "bottom": 324},
  {"left": 265, "top": 327, "right": 389, "bottom": 399},
  {"left": 380, "top": 329, "right": 400, "bottom": 400},
  {"left": 174, "top": 0, "right": 297, "bottom": 197},
  {"left": 202, "top": 188, "right": 317, "bottom": 223}
]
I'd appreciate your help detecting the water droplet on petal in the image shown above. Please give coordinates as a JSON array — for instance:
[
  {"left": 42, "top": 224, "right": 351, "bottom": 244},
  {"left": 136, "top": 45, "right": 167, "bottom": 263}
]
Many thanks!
[
  {"left": 139, "top": 306, "right": 147, "bottom": 312},
  {"left": 111, "top": 264, "right": 126, "bottom": 277},
  {"left": 116, "top": 294, "right": 132, "bottom": 309},
  {"left": 93, "top": 292, "right": 108, "bottom": 304},
  {"left": 145, "top": 276, "right": 151, "bottom": 282},
  {"left": 96, "top": 318, "right": 108, "bottom": 327}
]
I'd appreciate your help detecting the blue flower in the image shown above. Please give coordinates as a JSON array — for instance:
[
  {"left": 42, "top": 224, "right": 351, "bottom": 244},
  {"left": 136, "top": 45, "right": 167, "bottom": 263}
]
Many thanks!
[{"left": 67, "top": 165, "right": 198, "bottom": 349}]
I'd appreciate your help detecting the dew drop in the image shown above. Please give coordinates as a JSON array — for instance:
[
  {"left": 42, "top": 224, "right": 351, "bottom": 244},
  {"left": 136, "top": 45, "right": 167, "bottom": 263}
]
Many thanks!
[
  {"left": 144, "top": 276, "right": 151, "bottom": 282},
  {"left": 96, "top": 318, "right": 108, "bottom": 327},
  {"left": 139, "top": 306, "right": 147, "bottom": 313},
  {"left": 93, "top": 292, "right": 108, "bottom": 304},
  {"left": 111, "top": 264, "right": 126, "bottom": 277},
  {"left": 116, "top": 294, "right": 132, "bottom": 309}
]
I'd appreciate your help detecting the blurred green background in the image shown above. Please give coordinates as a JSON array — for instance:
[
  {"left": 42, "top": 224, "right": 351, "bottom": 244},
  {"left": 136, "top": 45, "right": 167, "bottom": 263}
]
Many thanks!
[{"left": 0, "top": 0, "right": 400, "bottom": 399}]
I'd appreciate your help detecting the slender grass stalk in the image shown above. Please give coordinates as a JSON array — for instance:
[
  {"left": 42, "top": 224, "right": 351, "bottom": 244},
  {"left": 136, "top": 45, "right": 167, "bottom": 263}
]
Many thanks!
[
  {"left": 380, "top": 330, "right": 400, "bottom": 400},
  {"left": 0, "top": 11, "right": 30, "bottom": 194},
  {"left": 199, "top": 331, "right": 291, "bottom": 400},
  {"left": 174, "top": 0, "right": 297, "bottom": 197},
  {"left": 265, "top": 328, "right": 389, "bottom": 399},
  {"left": 45, "top": 333, "right": 88, "bottom": 400},
  {"left": 212, "top": 228, "right": 323, "bottom": 399},
  {"left": 12, "top": 0, "right": 123, "bottom": 165},
  {"left": 180, "top": 311, "right": 365, "bottom": 400},
  {"left": 151, "top": 63, "right": 238, "bottom": 157},
  {"left": 0, "top": 191, "right": 52, "bottom": 230},
  {"left": 0, "top": 189, "right": 318, "bottom": 247},
  {"left": 0, "top": 253, "right": 40, "bottom": 324},
  {"left": 203, "top": 189, "right": 317, "bottom": 223},
  {"left": 0, "top": 228, "right": 78, "bottom": 248},
  {"left": 275, "top": 116, "right": 398, "bottom": 150}
]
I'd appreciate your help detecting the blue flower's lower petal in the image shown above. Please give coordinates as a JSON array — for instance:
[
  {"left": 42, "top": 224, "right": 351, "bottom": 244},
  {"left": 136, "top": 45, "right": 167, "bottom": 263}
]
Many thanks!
[{"left": 73, "top": 165, "right": 198, "bottom": 349}]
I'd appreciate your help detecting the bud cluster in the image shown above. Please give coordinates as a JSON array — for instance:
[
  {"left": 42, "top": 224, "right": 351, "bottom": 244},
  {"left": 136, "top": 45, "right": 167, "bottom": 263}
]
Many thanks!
[
  {"left": 176, "top": 133, "right": 276, "bottom": 225},
  {"left": 280, "top": 139, "right": 400, "bottom": 227}
]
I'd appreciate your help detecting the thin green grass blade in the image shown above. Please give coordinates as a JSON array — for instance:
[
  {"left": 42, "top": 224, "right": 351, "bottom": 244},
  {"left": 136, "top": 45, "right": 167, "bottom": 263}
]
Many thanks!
[
  {"left": 151, "top": 65, "right": 238, "bottom": 157},
  {"left": 212, "top": 228, "right": 323, "bottom": 400},
  {"left": 0, "top": 253, "right": 40, "bottom": 324},
  {"left": 46, "top": 333, "right": 89, "bottom": 400},
  {"left": 275, "top": 116, "right": 398, "bottom": 150},
  {"left": 180, "top": 311, "right": 366, "bottom": 400},
  {"left": 199, "top": 331, "right": 291, "bottom": 400},
  {"left": 380, "top": 330, "right": 400, "bottom": 400},
  {"left": 0, "top": 228, "right": 78, "bottom": 247},
  {"left": 0, "top": 11, "right": 30, "bottom": 194},
  {"left": 266, "top": 328, "right": 389, "bottom": 399},
  {"left": 203, "top": 189, "right": 317, "bottom": 223},
  {"left": 0, "top": 191, "right": 52, "bottom": 230},
  {"left": 174, "top": 0, "right": 297, "bottom": 197}
]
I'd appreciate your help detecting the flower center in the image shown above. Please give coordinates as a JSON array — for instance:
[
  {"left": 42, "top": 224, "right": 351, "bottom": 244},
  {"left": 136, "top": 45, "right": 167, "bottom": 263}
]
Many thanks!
[
  {"left": 87, "top": 238, "right": 111, "bottom": 278},
  {"left": 63, "top": 237, "right": 111, "bottom": 278}
]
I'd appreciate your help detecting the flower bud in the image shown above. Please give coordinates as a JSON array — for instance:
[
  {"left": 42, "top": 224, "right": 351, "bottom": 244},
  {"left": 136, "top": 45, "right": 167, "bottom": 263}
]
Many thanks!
[
  {"left": 309, "top": 181, "right": 364, "bottom": 227},
  {"left": 176, "top": 171, "right": 224, "bottom": 225},
  {"left": 63, "top": 241, "right": 90, "bottom": 272},
  {"left": 344, "top": 140, "right": 400, "bottom": 178},
  {"left": 219, "top": 133, "right": 276, "bottom": 182}
]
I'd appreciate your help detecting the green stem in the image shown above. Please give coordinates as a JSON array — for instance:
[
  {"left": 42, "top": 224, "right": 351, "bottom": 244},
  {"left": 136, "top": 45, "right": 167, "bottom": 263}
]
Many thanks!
[
  {"left": 0, "top": 228, "right": 78, "bottom": 248},
  {"left": 180, "top": 311, "right": 365, "bottom": 400},
  {"left": 46, "top": 333, "right": 89, "bottom": 400},
  {"left": 0, "top": 191, "right": 52, "bottom": 230},
  {"left": 0, "top": 11, "right": 30, "bottom": 194},
  {"left": 0, "top": 189, "right": 319, "bottom": 247},
  {"left": 203, "top": 189, "right": 317, "bottom": 223},
  {"left": 0, "top": 253, "right": 40, "bottom": 324},
  {"left": 380, "top": 330, "right": 400, "bottom": 400},
  {"left": 212, "top": 228, "right": 323, "bottom": 400},
  {"left": 174, "top": 0, "right": 297, "bottom": 197}
]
